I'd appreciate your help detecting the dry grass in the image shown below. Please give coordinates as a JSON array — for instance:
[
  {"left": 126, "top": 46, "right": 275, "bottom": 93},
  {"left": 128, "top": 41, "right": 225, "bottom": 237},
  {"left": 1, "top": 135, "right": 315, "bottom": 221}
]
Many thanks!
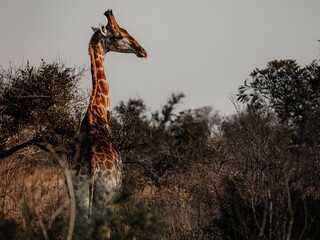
[
  {"left": 0, "top": 151, "right": 69, "bottom": 239},
  {"left": 0, "top": 151, "right": 221, "bottom": 239}
]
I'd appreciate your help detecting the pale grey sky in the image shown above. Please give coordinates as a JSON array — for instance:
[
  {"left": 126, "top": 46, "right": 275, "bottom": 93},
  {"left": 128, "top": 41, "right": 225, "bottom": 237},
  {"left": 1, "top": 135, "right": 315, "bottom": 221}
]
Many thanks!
[{"left": 1, "top": 1, "right": 319, "bottom": 115}]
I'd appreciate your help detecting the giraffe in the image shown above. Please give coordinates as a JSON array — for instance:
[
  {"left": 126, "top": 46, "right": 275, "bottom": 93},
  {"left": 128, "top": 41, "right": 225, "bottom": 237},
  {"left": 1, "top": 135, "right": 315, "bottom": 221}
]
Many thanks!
[{"left": 68, "top": 9, "right": 147, "bottom": 235}]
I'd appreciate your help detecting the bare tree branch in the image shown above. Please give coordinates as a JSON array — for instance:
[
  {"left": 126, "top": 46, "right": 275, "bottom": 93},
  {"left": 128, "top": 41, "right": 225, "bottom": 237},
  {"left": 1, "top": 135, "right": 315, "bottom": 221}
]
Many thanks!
[{"left": 0, "top": 137, "right": 44, "bottom": 160}]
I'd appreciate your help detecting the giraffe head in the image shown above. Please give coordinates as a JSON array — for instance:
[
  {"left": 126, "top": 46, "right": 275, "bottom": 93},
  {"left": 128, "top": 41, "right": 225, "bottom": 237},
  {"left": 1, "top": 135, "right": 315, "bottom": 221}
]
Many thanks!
[{"left": 90, "top": 10, "right": 147, "bottom": 58}]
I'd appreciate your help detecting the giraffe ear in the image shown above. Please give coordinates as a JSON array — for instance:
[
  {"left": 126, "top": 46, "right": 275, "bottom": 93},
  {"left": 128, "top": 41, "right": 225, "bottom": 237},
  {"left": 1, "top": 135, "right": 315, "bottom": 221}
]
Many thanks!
[
  {"left": 99, "top": 23, "right": 108, "bottom": 36},
  {"left": 91, "top": 26, "right": 99, "bottom": 33},
  {"left": 91, "top": 24, "right": 109, "bottom": 36}
]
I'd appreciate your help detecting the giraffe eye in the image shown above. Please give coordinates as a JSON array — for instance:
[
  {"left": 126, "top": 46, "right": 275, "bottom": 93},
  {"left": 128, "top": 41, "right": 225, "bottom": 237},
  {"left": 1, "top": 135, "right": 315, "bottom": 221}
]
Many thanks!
[{"left": 113, "top": 35, "right": 123, "bottom": 40}]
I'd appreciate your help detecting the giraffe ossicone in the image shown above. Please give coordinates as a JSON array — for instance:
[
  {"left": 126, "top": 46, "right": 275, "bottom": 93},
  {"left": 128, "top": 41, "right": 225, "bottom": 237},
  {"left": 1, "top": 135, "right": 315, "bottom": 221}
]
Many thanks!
[{"left": 68, "top": 9, "right": 147, "bottom": 237}]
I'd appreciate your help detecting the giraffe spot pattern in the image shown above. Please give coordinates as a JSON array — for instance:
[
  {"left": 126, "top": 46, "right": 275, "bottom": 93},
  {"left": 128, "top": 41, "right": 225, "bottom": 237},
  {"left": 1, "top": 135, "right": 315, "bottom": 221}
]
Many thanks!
[{"left": 69, "top": 10, "right": 146, "bottom": 227}]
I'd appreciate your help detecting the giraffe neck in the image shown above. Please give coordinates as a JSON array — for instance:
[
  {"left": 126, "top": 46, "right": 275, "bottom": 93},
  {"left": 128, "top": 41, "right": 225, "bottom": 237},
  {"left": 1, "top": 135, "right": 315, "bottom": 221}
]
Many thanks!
[{"left": 87, "top": 43, "right": 111, "bottom": 128}]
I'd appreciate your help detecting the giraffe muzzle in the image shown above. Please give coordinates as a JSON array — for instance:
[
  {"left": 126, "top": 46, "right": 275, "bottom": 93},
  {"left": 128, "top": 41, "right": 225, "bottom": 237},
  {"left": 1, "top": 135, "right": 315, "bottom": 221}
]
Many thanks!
[{"left": 136, "top": 47, "right": 148, "bottom": 58}]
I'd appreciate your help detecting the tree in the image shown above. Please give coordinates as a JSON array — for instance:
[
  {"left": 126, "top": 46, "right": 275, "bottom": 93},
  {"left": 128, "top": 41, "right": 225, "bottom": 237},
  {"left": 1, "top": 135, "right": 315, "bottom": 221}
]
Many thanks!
[
  {"left": 211, "top": 105, "right": 320, "bottom": 240},
  {"left": 237, "top": 59, "right": 320, "bottom": 160},
  {"left": 238, "top": 60, "right": 320, "bottom": 125},
  {"left": 0, "top": 60, "right": 86, "bottom": 159}
]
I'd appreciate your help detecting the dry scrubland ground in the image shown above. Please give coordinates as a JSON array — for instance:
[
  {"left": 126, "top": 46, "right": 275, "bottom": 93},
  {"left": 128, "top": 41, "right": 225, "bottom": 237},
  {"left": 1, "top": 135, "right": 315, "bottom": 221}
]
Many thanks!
[
  {"left": 0, "top": 152, "right": 68, "bottom": 233},
  {"left": 0, "top": 146, "right": 221, "bottom": 240}
]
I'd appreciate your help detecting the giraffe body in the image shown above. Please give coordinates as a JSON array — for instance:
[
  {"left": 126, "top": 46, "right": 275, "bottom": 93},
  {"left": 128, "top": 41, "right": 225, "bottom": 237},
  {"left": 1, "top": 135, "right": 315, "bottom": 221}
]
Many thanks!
[{"left": 68, "top": 9, "right": 147, "bottom": 236}]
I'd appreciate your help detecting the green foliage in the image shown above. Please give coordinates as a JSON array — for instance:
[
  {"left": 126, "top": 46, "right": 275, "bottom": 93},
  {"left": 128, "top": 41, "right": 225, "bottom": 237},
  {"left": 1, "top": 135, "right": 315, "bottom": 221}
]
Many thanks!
[
  {"left": 111, "top": 98, "right": 150, "bottom": 151},
  {"left": 237, "top": 60, "right": 320, "bottom": 152},
  {"left": 111, "top": 94, "right": 220, "bottom": 188},
  {"left": 0, "top": 60, "right": 86, "bottom": 154},
  {"left": 119, "top": 203, "right": 163, "bottom": 240},
  {"left": 237, "top": 60, "right": 320, "bottom": 126}
]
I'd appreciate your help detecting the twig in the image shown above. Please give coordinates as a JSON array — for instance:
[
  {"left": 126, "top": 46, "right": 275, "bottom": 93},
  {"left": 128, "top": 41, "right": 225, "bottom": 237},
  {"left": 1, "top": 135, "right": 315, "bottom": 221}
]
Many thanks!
[
  {"left": 26, "top": 187, "right": 49, "bottom": 240},
  {"left": 49, "top": 147, "right": 76, "bottom": 240},
  {"left": 48, "top": 198, "right": 70, "bottom": 229}
]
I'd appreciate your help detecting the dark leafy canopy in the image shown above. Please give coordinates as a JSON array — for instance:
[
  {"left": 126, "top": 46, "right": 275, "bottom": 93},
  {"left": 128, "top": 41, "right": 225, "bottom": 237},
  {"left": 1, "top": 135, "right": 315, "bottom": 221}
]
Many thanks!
[
  {"left": 110, "top": 94, "right": 220, "bottom": 188},
  {"left": 237, "top": 59, "right": 320, "bottom": 156},
  {"left": 0, "top": 60, "right": 86, "bottom": 155},
  {"left": 238, "top": 59, "right": 320, "bottom": 128}
]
